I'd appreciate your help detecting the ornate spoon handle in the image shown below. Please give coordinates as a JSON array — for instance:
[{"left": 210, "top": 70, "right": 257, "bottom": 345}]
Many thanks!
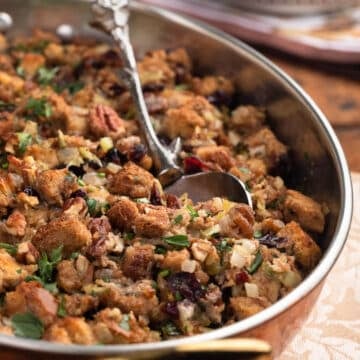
[{"left": 91, "top": 0, "right": 182, "bottom": 185}]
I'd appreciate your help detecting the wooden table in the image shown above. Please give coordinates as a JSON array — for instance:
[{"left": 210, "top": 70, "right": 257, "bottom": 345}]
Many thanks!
[{"left": 258, "top": 48, "right": 360, "bottom": 172}]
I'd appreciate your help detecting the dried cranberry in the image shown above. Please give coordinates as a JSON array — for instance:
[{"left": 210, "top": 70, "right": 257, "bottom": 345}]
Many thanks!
[
  {"left": 150, "top": 183, "right": 162, "bottom": 206},
  {"left": 174, "top": 64, "right": 186, "bottom": 84},
  {"left": 23, "top": 186, "right": 38, "bottom": 197},
  {"left": 167, "top": 272, "right": 205, "bottom": 303},
  {"left": 166, "top": 194, "right": 180, "bottom": 209},
  {"left": 258, "top": 233, "right": 287, "bottom": 249},
  {"left": 70, "top": 189, "right": 87, "bottom": 199},
  {"left": 103, "top": 148, "right": 125, "bottom": 165},
  {"left": 142, "top": 82, "right": 165, "bottom": 93},
  {"left": 108, "top": 83, "right": 126, "bottom": 96},
  {"left": 235, "top": 271, "right": 249, "bottom": 285},
  {"left": 164, "top": 302, "right": 179, "bottom": 318},
  {"left": 129, "top": 144, "right": 146, "bottom": 163},
  {"left": 207, "top": 90, "right": 232, "bottom": 107},
  {"left": 69, "top": 165, "right": 85, "bottom": 177},
  {"left": 183, "top": 156, "right": 208, "bottom": 174}
]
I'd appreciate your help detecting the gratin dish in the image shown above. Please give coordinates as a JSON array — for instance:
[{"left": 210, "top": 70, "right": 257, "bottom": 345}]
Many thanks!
[{"left": 0, "top": 0, "right": 352, "bottom": 358}]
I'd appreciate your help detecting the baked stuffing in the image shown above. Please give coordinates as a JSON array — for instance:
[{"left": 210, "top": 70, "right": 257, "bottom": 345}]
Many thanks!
[{"left": 0, "top": 30, "right": 325, "bottom": 344}]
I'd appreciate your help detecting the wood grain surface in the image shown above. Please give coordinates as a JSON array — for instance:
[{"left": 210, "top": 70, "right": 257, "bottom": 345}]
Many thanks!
[{"left": 260, "top": 48, "right": 360, "bottom": 171}]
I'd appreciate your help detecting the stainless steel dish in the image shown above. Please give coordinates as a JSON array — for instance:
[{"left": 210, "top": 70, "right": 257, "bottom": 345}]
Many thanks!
[{"left": 0, "top": 0, "right": 353, "bottom": 358}]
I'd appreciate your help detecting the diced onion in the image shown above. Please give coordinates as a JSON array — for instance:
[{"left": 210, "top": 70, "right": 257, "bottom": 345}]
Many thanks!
[
  {"left": 83, "top": 172, "right": 107, "bottom": 186},
  {"left": 106, "top": 162, "right": 122, "bottom": 174},
  {"left": 201, "top": 224, "right": 220, "bottom": 238},
  {"left": 177, "top": 300, "right": 195, "bottom": 322},
  {"left": 181, "top": 259, "right": 197, "bottom": 273},
  {"left": 58, "top": 147, "right": 82, "bottom": 166},
  {"left": 100, "top": 137, "right": 113, "bottom": 153},
  {"left": 230, "top": 245, "right": 247, "bottom": 268},
  {"left": 244, "top": 282, "right": 259, "bottom": 298}
]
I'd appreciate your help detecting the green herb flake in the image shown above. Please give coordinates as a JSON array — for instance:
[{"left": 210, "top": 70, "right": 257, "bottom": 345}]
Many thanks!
[
  {"left": 175, "top": 84, "right": 189, "bottom": 91},
  {"left": 0, "top": 242, "right": 18, "bottom": 255},
  {"left": 173, "top": 214, "right": 183, "bottom": 225},
  {"left": 163, "top": 234, "right": 189, "bottom": 248},
  {"left": 123, "top": 232, "right": 135, "bottom": 241},
  {"left": 25, "top": 97, "right": 52, "bottom": 119},
  {"left": 16, "top": 268, "right": 22, "bottom": 274},
  {"left": 174, "top": 291, "right": 182, "bottom": 301},
  {"left": 16, "top": 133, "right": 32, "bottom": 155},
  {"left": 54, "top": 81, "right": 84, "bottom": 95},
  {"left": 37, "top": 67, "right": 59, "bottom": 85},
  {"left": 247, "top": 250, "right": 263, "bottom": 275},
  {"left": 239, "top": 167, "right": 250, "bottom": 174},
  {"left": 97, "top": 172, "right": 106, "bottom": 178},
  {"left": 155, "top": 245, "right": 167, "bottom": 254},
  {"left": 216, "top": 239, "right": 232, "bottom": 254},
  {"left": 16, "top": 66, "right": 25, "bottom": 78},
  {"left": 161, "top": 322, "right": 180, "bottom": 338},
  {"left": 44, "top": 282, "right": 58, "bottom": 294},
  {"left": 38, "top": 245, "right": 63, "bottom": 283},
  {"left": 57, "top": 296, "right": 66, "bottom": 318},
  {"left": 253, "top": 230, "right": 262, "bottom": 239},
  {"left": 0, "top": 100, "right": 16, "bottom": 112},
  {"left": 11, "top": 312, "right": 44, "bottom": 339},
  {"left": 119, "top": 314, "right": 130, "bottom": 332},
  {"left": 186, "top": 205, "right": 198, "bottom": 220},
  {"left": 158, "top": 269, "right": 170, "bottom": 278},
  {"left": 70, "top": 252, "right": 79, "bottom": 260},
  {"left": 1, "top": 162, "right": 9, "bottom": 169},
  {"left": 77, "top": 178, "right": 85, "bottom": 186}
]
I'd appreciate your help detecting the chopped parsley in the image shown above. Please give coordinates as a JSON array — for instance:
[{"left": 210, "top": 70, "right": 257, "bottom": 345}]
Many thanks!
[
  {"left": 37, "top": 66, "right": 59, "bottom": 85},
  {"left": 158, "top": 269, "right": 170, "bottom": 278},
  {"left": 16, "top": 66, "right": 25, "bottom": 78},
  {"left": 186, "top": 205, "right": 198, "bottom": 220},
  {"left": 253, "top": 229, "right": 263, "bottom": 239},
  {"left": 215, "top": 239, "right": 232, "bottom": 254},
  {"left": 12, "top": 40, "right": 49, "bottom": 54},
  {"left": 69, "top": 252, "right": 79, "bottom": 260},
  {"left": 123, "top": 232, "right": 135, "bottom": 241},
  {"left": 57, "top": 296, "right": 67, "bottom": 318},
  {"left": 25, "top": 97, "right": 52, "bottom": 119},
  {"left": 161, "top": 322, "right": 181, "bottom": 338},
  {"left": 86, "top": 198, "right": 109, "bottom": 217},
  {"left": 38, "top": 245, "right": 63, "bottom": 283},
  {"left": 247, "top": 250, "right": 263, "bottom": 274},
  {"left": 0, "top": 242, "right": 17, "bottom": 256},
  {"left": 17, "top": 133, "right": 32, "bottom": 154},
  {"left": 155, "top": 245, "right": 167, "bottom": 254},
  {"left": 11, "top": 312, "right": 44, "bottom": 339},
  {"left": 54, "top": 81, "right": 84, "bottom": 95},
  {"left": 163, "top": 234, "right": 189, "bottom": 248},
  {"left": 173, "top": 214, "right": 183, "bottom": 224}
]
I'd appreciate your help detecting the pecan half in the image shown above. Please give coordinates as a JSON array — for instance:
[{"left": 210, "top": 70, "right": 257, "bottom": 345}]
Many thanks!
[{"left": 89, "top": 104, "right": 125, "bottom": 139}]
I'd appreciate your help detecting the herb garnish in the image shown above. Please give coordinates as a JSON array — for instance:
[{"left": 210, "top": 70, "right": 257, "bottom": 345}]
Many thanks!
[
  {"left": 37, "top": 66, "right": 59, "bottom": 85},
  {"left": 186, "top": 205, "right": 198, "bottom": 220},
  {"left": 11, "top": 312, "right": 44, "bottom": 339},
  {"left": 57, "top": 296, "right": 67, "bottom": 318},
  {"left": 0, "top": 242, "right": 18, "bottom": 255},
  {"left": 25, "top": 97, "right": 52, "bottom": 119},
  {"left": 247, "top": 250, "right": 263, "bottom": 274},
  {"left": 173, "top": 214, "right": 183, "bottom": 224},
  {"left": 161, "top": 322, "right": 181, "bottom": 338},
  {"left": 86, "top": 198, "right": 110, "bottom": 217},
  {"left": 163, "top": 235, "right": 190, "bottom": 248},
  {"left": 17, "top": 133, "right": 32, "bottom": 154}
]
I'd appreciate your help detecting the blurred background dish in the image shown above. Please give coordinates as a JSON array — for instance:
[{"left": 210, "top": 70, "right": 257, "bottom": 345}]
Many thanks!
[{"left": 143, "top": 0, "right": 360, "bottom": 63}]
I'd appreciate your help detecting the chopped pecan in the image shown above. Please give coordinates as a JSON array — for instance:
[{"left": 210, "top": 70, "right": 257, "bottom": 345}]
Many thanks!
[
  {"left": 89, "top": 104, "right": 125, "bottom": 139},
  {"left": 87, "top": 216, "right": 112, "bottom": 257}
]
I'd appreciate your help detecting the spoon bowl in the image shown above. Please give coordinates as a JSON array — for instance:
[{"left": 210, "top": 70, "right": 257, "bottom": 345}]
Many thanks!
[{"left": 165, "top": 172, "right": 252, "bottom": 205}]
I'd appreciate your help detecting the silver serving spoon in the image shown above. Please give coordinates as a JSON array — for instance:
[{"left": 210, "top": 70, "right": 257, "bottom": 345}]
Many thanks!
[{"left": 91, "top": 0, "right": 251, "bottom": 206}]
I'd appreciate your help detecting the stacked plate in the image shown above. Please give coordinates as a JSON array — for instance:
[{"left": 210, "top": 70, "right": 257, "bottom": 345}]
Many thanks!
[{"left": 220, "top": 0, "right": 360, "bottom": 15}]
